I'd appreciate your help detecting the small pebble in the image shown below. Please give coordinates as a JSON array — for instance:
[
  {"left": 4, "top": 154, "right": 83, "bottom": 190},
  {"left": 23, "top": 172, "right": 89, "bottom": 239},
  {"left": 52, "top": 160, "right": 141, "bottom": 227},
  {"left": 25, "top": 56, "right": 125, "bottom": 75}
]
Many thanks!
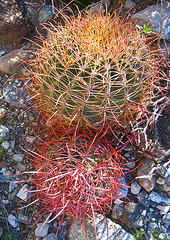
[
  {"left": 18, "top": 213, "right": 28, "bottom": 222},
  {"left": 26, "top": 136, "right": 36, "bottom": 143},
  {"left": 149, "top": 191, "right": 162, "bottom": 203},
  {"left": 162, "top": 212, "right": 170, "bottom": 223},
  {"left": 159, "top": 233, "right": 168, "bottom": 239},
  {"left": 137, "top": 191, "right": 150, "bottom": 207},
  {"left": 124, "top": 153, "right": 130, "bottom": 158},
  {"left": 13, "top": 153, "right": 24, "bottom": 162},
  {"left": 163, "top": 184, "right": 170, "bottom": 192},
  {"left": 127, "top": 161, "right": 136, "bottom": 169},
  {"left": 156, "top": 205, "right": 170, "bottom": 215},
  {"left": 43, "top": 233, "right": 58, "bottom": 240},
  {"left": 0, "top": 125, "right": 9, "bottom": 140},
  {"left": 10, "top": 140, "right": 15, "bottom": 149},
  {"left": 131, "top": 182, "right": 141, "bottom": 194},
  {"left": 113, "top": 204, "right": 123, "bottom": 217},
  {"left": 1, "top": 141, "right": 10, "bottom": 149},
  {"left": 9, "top": 182, "right": 18, "bottom": 193},
  {"left": 8, "top": 214, "right": 18, "bottom": 228},
  {"left": 156, "top": 177, "right": 165, "bottom": 185},
  {"left": 124, "top": 0, "right": 135, "bottom": 10},
  {"left": 114, "top": 199, "right": 123, "bottom": 205},
  {"left": 0, "top": 108, "right": 6, "bottom": 119},
  {"left": 17, "top": 184, "right": 29, "bottom": 200},
  {"left": 35, "top": 223, "right": 49, "bottom": 237}
]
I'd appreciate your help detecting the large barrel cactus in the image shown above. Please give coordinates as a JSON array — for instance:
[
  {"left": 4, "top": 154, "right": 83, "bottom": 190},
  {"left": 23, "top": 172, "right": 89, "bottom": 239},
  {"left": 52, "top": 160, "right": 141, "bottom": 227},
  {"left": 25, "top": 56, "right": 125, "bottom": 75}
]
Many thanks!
[{"left": 27, "top": 10, "right": 168, "bottom": 132}]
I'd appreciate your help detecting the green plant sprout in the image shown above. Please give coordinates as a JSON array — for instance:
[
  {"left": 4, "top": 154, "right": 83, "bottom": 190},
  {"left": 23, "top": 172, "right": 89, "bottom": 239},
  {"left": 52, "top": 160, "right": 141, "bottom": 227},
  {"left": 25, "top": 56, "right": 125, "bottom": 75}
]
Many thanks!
[
  {"left": 137, "top": 22, "right": 155, "bottom": 35},
  {"left": 134, "top": 229, "right": 145, "bottom": 240}
]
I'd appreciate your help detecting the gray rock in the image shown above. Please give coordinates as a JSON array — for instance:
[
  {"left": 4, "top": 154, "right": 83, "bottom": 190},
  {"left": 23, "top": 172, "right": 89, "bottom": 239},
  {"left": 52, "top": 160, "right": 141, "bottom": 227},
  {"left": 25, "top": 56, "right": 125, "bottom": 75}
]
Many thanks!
[
  {"left": 165, "top": 163, "right": 170, "bottom": 180},
  {"left": 16, "top": 184, "right": 29, "bottom": 200},
  {"left": 147, "top": 222, "right": 159, "bottom": 232},
  {"left": 35, "top": 223, "right": 49, "bottom": 237},
  {"left": 9, "top": 181, "right": 18, "bottom": 193},
  {"left": 0, "top": 125, "right": 9, "bottom": 140},
  {"left": 131, "top": 182, "right": 141, "bottom": 195},
  {"left": 10, "top": 140, "right": 15, "bottom": 149},
  {"left": 43, "top": 233, "right": 58, "bottom": 240},
  {"left": 137, "top": 158, "right": 155, "bottom": 192},
  {"left": 8, "top": 214, "right": 18, "bottom": 228},
  {"left": 146, "top": 210, "right": 153, "bottom": 220},
  {"left": 3, "top": 170, "right": 11, "bottom": 181},
  {"left": 68, "top": 219, "right": 95, "bottom": 240},
  {"left": 112, "top": 204, "right": 123, "bottom": 219},
  {"left": 156, "top": 177, "right": 165, "bottom": 185},
  {"left": 39, "top": 5, "right": 55, "bottom": 23},
  {"left": 68, "top": 216, "right": 135, "bottom": 240},
  {"left": 0, "top": 173, "right": 6, "bottom": 183},
  {"left": 3, "top": 84, "right": 21, "bottom": 105},
  {"left": 0, "top": 108, "right": 6, "bottom": 119},
  {"left": 156, "top": 162, "right": 170, "bottom": 185},
  {"left": 0, "top": 49, "right": 32, "bottom": 74},
  {"left": 155, "top": 160, "right": 170, "bottom": 185},
  {"left": 0, "top": 226, "right": 3, "bottom": 238},
  {"left": 124, "top": 203, "right": 148, "bottom": 228},
  {"left": 149, "top": 191, "right": 170, "bottom": 204},
  {"left": 133, "top": 2, "right": 170, "bottom": 40},
  {"left": 18, "top": 213, "right": 28, "bottom": 223},
  {"left": 159, "top": 233, "right": 168, "bottom": 239},
  {"left": 150, "top": 192, "right": 163, "bottom": 204},
  {"left": 114, "top": 199, "right": 123, "bottom": 205},
  {"left": 1, "top": 141, "right": 10, "bottom": 149},
  {"left": 26, "top": 136, "right": 36, "bottom": 143},
  {"left": 137, "top": 191, "right": 150, "bottom": 207},
  {"left": 156, "top": 205, "right": 170, "bottom": 215},
  {"left": 124, "top": 153, "right": 130, "bottom": 158},
  {"left": 124, "top": 0, "right": 135, "bottom": 10},
  {"left": 13, "top": 153, "right": 24, "bottom": 162},
  {"left": 162, "top": 212, "right": 170, "bottom": 223},
  {"left": 88, "top": 3, "right": 105, "bottom": 15},
  {"left": 102, "top": 0, "right": 111, "bottom": 8},
  {"left": 127, "top": 161, "right": 136, "bottom": 169}
]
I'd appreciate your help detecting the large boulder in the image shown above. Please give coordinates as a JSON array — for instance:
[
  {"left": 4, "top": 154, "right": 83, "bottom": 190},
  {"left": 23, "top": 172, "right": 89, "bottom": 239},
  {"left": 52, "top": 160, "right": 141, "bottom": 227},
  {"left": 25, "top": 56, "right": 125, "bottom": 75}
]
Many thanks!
[{"left": 0, "top": 0, "right": 32, "bottom": 44}]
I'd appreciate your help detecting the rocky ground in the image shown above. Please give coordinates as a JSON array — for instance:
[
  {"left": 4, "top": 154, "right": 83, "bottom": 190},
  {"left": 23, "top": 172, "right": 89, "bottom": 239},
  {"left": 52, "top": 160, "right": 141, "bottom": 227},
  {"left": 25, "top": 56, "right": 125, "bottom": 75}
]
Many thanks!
[{"left": 0, "top": 0, "right": 170, "bottom": 240}]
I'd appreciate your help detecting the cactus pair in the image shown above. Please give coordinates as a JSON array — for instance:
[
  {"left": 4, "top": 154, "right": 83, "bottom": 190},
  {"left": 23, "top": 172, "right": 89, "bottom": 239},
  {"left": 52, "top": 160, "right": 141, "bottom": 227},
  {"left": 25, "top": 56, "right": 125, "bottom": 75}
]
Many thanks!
[{"left": 24, "top": 6, "right": 169, "bottom": 238}]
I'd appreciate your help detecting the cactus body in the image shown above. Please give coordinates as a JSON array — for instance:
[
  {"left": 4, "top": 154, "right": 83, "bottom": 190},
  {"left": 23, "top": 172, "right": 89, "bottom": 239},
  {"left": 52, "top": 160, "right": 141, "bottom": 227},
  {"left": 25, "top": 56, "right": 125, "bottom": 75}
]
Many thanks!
[
  {"left": 28, "top": 10, "right": 167, "bottom": 132},
  {"left": 28, "top": 128, "right": 131, "bottom": 225}
]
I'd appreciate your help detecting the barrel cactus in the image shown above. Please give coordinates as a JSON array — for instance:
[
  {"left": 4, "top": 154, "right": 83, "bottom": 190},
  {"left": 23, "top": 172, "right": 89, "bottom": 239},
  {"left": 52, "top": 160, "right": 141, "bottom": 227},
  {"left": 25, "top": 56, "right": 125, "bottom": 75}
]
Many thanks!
[
  {"left": 26, "top": 9, "right": 168, "bottom": 133},
  {"left": 26, "top": 125, "right": 132, "bottom": 233}
]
